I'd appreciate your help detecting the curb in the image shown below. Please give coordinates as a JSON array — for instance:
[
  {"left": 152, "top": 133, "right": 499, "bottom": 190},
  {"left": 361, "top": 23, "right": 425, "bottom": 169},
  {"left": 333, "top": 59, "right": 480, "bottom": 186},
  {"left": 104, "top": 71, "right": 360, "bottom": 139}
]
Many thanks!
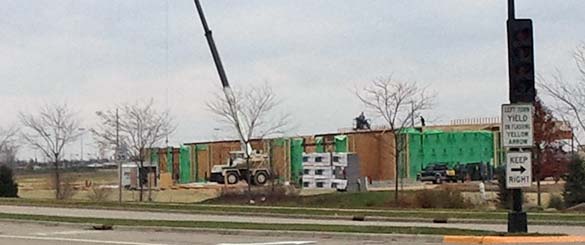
[
  {"left": 0, "top": 218, "right": 443, "bottom": 243},
  {"left": 117, "top": 225, "right": 444, "bottom": 243},
  {"left": 444, "top": 235, "right": 585, "bottom": 244}
]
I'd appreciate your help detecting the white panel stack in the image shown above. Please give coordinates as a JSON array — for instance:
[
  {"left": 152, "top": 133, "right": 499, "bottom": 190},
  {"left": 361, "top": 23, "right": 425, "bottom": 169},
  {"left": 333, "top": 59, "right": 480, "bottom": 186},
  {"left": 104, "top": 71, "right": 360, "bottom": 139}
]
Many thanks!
[
  {"left": 332, "top": 152, "right": 349, "bottom": 167},
  {"left": 303, "top": 165, "right": 334, "bottom": 177},
  {"left": 302, "top": 152, "right": 331, "bottom": 166},
  {"left": 302, "top": 152, "right": 349, "bottom": 190},
  {"left": 314, "top": 178, "right": 332, "bottom": 188},
  {"left": 301, "top": 178, "right": 316, "bottom": 188}
]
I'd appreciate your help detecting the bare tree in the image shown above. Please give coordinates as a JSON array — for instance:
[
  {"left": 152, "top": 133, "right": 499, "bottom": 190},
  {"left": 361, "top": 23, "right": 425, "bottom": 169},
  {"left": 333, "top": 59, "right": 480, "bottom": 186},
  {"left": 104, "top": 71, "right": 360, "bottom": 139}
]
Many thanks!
[
  {"left": 207, "top": 83, "right": 290, "bottom": 192},
  {"left": 19, "top": 103, "right": 81, "bottom": 199},
  {"left": 0, "top": 126, "right": 19, "bottom": 169},
  {"left": 92, "top": 99, "right": 174, "bottom": 202},
  {"left": 539, "top": 43, "right": 585, "bottom": 144},
  {"left": 356, "top": 76, "right": 434, "bottom": 203},
  {"left": 207, "top": 84, "right": 289, "bottom": 141},
  {"left": 0, "top": 126, "right": 18, "bottom": 148}
]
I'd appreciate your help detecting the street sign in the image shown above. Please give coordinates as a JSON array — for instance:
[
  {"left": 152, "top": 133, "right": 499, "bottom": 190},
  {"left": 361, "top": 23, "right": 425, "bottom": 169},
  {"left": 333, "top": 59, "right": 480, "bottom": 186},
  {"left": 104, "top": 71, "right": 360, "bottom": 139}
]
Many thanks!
[
  {"left": 506, "top": 152, "right": 532, "bottom": 188},
  {"left": 502, "top": 104, "right": 533, "bottom": 148}
]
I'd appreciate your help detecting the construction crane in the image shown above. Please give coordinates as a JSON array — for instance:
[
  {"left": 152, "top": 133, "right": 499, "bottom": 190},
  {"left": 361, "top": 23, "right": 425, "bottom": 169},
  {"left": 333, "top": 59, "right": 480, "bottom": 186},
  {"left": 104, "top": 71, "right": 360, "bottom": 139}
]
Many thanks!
[{"left": 192, "top": 0, "right": 270, "bottom": 185}]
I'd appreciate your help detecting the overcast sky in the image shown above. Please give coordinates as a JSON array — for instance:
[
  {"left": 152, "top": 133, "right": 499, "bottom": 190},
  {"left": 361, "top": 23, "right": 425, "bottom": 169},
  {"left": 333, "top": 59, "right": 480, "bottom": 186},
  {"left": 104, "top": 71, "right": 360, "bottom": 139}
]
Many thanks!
[{"left": 1, "top": 1, "right": 584, "bottom": 159}]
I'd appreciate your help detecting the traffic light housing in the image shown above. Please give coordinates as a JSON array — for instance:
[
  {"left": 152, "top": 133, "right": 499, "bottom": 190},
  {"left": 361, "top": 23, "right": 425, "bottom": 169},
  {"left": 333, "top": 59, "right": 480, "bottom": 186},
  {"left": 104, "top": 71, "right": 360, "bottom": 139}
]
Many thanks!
[{"left": 507, "top": 19, "right": 535, "bottom": 103}]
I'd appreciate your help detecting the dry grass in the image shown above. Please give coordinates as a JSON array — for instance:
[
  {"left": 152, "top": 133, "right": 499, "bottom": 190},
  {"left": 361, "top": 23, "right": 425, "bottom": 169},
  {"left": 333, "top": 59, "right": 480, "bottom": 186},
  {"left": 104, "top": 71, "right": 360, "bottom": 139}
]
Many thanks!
[
  {"left": 16, "top": 169, "right": 220, "bottom": 203},
  {"left": 16, "top": 169, "right": 118, "bottom": 190},
  {"left": 18, "top": 188, "right": 220, "bottom": 203},
  {"left": 87, "top": 186, "right": 113, "bottom": 202},
  {"left": 216, "top": 185, "right": 299, "bottom": 204},
  {"left": 435, "top": 181, "right": 565, "bottom": 193}
]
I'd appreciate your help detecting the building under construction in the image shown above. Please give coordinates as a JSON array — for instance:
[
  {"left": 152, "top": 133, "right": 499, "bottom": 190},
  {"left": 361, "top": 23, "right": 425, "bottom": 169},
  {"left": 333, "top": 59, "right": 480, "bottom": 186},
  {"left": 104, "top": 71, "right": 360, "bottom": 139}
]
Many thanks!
[{"left": 143, "top": 117, "right": 567, "bottom": 187}]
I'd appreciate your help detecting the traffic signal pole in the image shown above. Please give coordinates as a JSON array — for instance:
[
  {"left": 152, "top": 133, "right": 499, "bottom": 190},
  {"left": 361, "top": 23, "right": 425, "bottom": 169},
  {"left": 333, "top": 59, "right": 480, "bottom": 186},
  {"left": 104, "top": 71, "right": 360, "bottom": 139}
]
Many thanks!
[
  {"left": 508, "top": 0, "right": 515, "bottom": 19},
  {"left": 506, "top": 0, "right": 531, "bottom": 233}
]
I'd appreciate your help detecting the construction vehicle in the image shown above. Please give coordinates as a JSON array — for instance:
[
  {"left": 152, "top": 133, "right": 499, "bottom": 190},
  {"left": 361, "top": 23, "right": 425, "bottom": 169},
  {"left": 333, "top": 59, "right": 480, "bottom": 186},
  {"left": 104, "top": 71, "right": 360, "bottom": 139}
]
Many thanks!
[
  {"left": 193, "top": 0, "right": 271, "bottom": 185},
  {"left": 209, "top": 150, "right": 270, "bottom": 185}
]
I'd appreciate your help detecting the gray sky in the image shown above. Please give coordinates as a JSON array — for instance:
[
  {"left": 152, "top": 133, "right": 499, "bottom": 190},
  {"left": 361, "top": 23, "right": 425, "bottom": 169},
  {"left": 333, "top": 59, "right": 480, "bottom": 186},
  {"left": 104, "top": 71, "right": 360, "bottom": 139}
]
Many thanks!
[{"left": 1, "top": 1, "right": 584, "bottom": 159}]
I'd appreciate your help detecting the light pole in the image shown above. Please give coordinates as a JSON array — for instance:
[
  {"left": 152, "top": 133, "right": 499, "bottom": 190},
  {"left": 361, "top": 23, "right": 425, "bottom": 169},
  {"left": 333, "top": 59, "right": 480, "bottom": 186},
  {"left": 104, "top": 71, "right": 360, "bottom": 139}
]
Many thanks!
[
  {"left": 78, "top": 128, "right": 86, "bottom": 162},
  {"left": 116, "top": 109, "right": 122, "bottom": 203}
]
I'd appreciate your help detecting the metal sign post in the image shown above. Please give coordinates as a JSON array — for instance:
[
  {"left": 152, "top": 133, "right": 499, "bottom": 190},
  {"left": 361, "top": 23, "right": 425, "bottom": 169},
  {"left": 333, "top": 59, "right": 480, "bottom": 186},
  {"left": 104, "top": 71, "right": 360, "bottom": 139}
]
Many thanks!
[{"left": 505, "top": 0, "right": 535, "bottom": 233}]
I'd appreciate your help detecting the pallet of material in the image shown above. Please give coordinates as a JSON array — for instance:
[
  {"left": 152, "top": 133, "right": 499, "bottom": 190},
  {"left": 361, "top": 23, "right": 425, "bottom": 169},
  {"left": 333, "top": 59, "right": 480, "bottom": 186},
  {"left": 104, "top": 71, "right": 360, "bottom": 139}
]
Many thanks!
[
  {"left": 302, "top": 153, "right": 331, "bottom": 166},
  {"left": 302, "top": 178, "right": 332, "bottom": 189},
  {"left": 302, "top": 165, "right": 334, "bottom": 177},
  {"left": 332, "top": 152, "right": 349, "bottom": 167}
]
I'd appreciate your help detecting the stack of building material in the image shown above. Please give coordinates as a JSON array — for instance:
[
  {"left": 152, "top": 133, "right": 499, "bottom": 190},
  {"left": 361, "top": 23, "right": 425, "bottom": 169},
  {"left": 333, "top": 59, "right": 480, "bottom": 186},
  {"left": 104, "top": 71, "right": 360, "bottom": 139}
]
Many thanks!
[
  {"left": 331, "top": 153, "right": 350, "bottom": 190},
  {"left": 301, "top": 153, "right": 332, "bottom": 189},
  {"left": 301, "top": 152, "right": 349, "bottom": 190}
]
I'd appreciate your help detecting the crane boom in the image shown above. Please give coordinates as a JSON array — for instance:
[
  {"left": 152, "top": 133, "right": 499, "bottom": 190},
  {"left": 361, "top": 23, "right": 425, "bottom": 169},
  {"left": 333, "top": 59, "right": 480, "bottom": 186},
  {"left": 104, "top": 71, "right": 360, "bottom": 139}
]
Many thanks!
[
  {"left": 192, "top": 0, "right": 251, "bottom": 154},
  {"left": 193, "top": 0, "right": 230, "bottom": 88}
]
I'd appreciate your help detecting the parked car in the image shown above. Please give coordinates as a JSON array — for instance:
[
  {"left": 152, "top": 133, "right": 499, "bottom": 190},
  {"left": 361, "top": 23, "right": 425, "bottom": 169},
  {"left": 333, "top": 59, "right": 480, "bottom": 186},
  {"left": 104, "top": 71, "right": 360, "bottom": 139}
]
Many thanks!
[{"left": 417, "top": 164, "right": 459, "bottom": 184}]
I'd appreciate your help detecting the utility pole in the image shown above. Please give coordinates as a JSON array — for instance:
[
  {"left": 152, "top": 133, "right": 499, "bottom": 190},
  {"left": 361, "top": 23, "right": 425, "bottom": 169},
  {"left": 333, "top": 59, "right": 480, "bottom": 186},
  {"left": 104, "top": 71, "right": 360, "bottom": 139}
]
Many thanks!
[
  {"left": 79, "top": 128, "right": 85, "bottom": 162},
  {"left": 116, "top": 108, "right": 122, "bottom": 203}
]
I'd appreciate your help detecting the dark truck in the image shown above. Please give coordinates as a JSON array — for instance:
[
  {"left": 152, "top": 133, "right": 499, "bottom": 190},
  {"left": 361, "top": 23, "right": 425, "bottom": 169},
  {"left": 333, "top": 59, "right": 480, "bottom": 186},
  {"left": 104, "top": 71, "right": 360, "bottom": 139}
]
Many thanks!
[{"left": 416, "top": 164, "right": 459, "bottom": 184}]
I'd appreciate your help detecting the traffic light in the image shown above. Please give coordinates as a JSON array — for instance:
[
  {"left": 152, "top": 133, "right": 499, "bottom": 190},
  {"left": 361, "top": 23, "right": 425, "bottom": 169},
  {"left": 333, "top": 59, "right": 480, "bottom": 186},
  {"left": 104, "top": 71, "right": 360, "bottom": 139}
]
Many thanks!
[{"left": 507, "top": 19, "right": 535, "bottom": 103}]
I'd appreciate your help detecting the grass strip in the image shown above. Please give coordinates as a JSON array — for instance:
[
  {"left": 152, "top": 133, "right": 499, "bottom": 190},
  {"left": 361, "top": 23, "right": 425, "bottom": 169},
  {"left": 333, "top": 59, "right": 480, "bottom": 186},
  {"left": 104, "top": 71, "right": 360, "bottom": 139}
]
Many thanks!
[
  {"left": 1, "top": 198, "right": 584, "bottom": 223},
  {"left": 0, "top": 212, "right": 548, "bottom": 237}
]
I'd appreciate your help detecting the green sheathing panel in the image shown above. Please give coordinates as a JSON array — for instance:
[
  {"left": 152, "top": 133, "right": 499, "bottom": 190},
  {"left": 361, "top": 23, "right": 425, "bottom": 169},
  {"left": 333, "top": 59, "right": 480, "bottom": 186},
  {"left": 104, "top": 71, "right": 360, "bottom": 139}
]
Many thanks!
[
  {"left": 290, "top": 138, "right": 304, "bottom": 184},
  {"left": 179, "top": 146, "right": 191, "bottom": 184},
  {"left": 334, "top": 135, "right": 348, "bottom": 152},
  {"left": 405, "top": 133, "right": 422, "bottom": 181},
  {"left": 315, "top": 137, "right": 324, "bottom": 153},
  {"left": 405, "top": 129, "right": 495, "bottom": 179},
  {"left": 166, "top": 147, "right": 173, "bottom": 174},
  {"left": 150, "top": 148, "right": 159, "bottom": 165}
]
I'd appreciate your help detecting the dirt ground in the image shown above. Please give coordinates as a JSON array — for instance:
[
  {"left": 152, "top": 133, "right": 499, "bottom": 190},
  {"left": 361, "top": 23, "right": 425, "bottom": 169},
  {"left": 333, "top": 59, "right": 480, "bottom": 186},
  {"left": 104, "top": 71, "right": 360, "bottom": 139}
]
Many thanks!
[
  {"left": 15, "top": 170, "right": 221, "bottom": 203},
  {"left": 14, "top": 170, "right": 566, "bottom": 206},
  {"left": 16, "top": 169, "right": 118, "bottom": 189}
]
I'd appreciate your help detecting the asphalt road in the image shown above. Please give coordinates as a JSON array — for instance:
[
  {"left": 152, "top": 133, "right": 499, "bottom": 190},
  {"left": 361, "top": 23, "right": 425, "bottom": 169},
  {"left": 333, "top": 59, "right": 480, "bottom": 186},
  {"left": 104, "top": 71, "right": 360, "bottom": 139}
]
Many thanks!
[
  {"left": 0, "top": 221, "right": 436, "bottom": 245},
  {"left": 0, "top": 205, "right": 584, "bottom": 236}
]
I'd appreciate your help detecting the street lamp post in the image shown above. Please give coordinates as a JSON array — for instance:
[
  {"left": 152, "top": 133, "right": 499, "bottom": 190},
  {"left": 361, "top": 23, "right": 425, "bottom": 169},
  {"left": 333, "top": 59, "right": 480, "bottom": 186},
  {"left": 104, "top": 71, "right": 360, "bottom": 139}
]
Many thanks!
[{"left": 79, "top": 128, "right": 86, "bottom": 162}]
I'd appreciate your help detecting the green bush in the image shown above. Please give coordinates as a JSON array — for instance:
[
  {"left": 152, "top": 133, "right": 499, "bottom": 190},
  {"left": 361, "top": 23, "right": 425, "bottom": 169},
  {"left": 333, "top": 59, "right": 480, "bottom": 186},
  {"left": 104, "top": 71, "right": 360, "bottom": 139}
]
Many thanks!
[
  {"left": 548, "top": 194, "right": 564, "bottom": 210},
  {"left": 563, "top": 156, "right": 585, "bottom": 208},
  {"left": 0, "top": 165, "right": 18, "bottom": 197}
]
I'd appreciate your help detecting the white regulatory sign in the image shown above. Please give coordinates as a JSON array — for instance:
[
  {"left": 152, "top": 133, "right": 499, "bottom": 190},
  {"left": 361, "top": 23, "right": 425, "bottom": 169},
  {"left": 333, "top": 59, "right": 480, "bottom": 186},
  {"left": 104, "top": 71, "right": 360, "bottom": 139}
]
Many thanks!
[
  {"left": 502, "top": 104, "right": 533, "bottom": 148},
  {"left": 506, "top": 152, "right": 532, "bottom": 189}
]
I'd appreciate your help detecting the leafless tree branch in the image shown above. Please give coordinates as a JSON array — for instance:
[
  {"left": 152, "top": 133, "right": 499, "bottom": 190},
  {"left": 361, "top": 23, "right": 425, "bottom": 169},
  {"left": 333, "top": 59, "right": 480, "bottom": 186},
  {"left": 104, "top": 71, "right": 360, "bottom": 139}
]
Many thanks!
[
  {"left": 356, "top": 76, "right": 435, "bottom": 134},
  {"left": 207, "top": 83, "right": 290, "bottom": 146},
  {"left": 356, "top": 76, "right": 434, "bottom": 203},
  {"left": 0, "top": 126, "right": 19, "bottom": 167},
  {"left": 91, "top": 99, "right": 175, "bottom": 201},
  {"left": 19, "top": 103, "right": 80, "bottom": 199},
  {"left": 538, "top": 43, "right": 585, "bottom": 142}
]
